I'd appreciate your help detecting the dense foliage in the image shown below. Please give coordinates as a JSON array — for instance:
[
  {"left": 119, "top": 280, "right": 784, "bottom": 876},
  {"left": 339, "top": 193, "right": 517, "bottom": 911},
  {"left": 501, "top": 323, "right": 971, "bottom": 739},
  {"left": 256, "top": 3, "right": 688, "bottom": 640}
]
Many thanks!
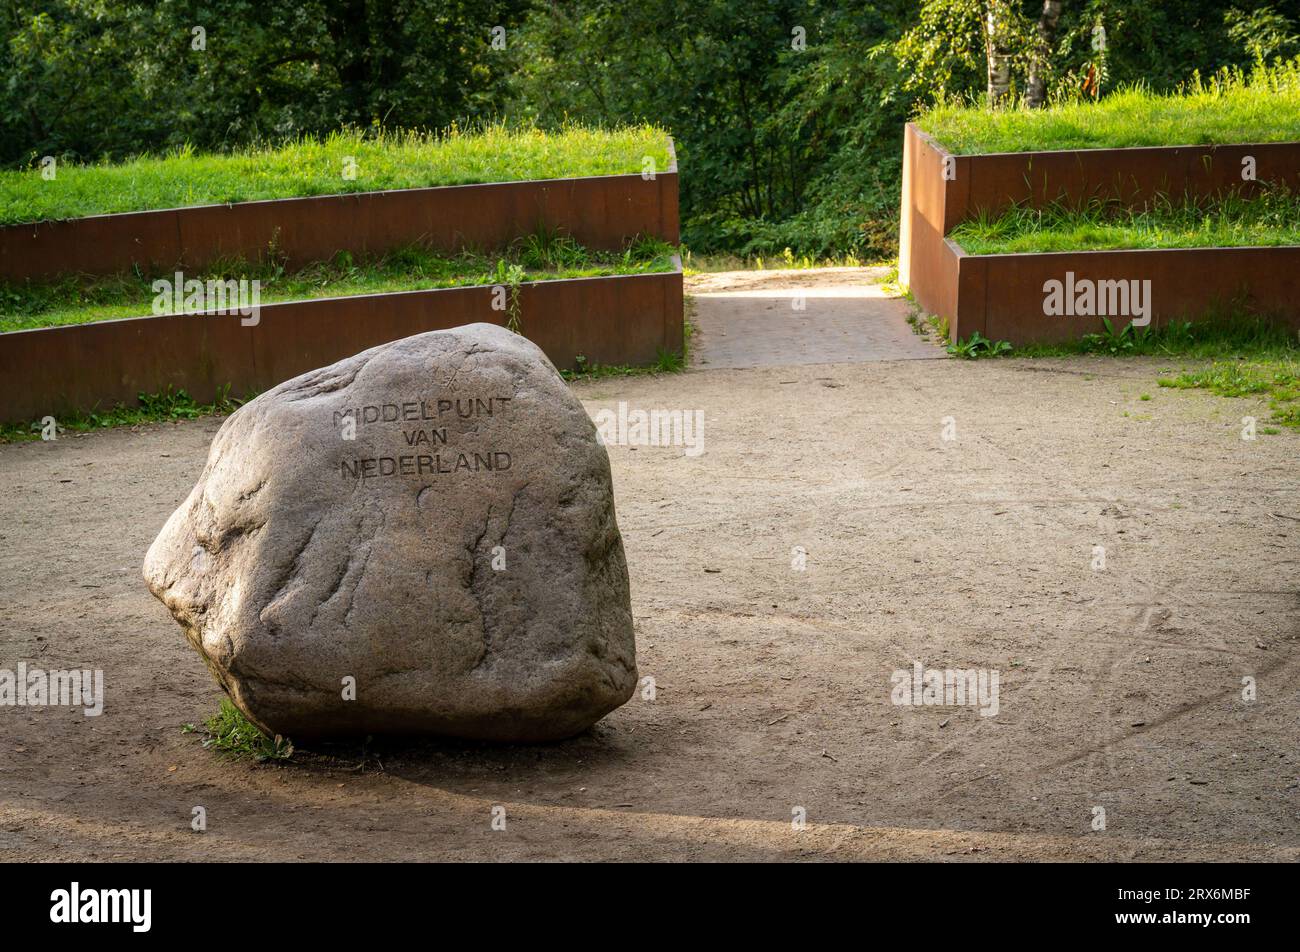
[{"left": 4, "top": 0, "right": 1298, "bottom": 257}]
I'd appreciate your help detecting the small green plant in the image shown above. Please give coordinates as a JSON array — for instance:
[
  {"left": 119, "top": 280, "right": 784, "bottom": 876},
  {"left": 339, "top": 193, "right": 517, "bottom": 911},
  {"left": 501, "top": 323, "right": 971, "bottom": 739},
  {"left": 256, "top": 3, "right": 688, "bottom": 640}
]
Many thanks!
[
  {"left": 193, "top": 698, "right": 293, "bottom": 762},
  {"left": 519, "top": 224, "right": 587, "bottom": 270},
  {"left": 932, "top": 313, "right": 951, "bottom": 342},
  {"left": 899, "top": 288, "right": 945, "bottom": 342},
  {"left": 137, "top": 387, "right": 208, "bottom": 419},
  {"left": 492, "top": 259, "right": 527, "bottom": 333},
  {"left": 947, "top": 331, "right": 1012, "bottom": 359},
  {"left": 1080, "top": 318, "right": 1155, "bottom": 355},
  {"left": 878, "top": 263, "right": 904, "bottom": 298},
  {"left": 654, "top": 347, "right": 684, "bottom": 372},
  {"left": 623, "top": 235, "right": 678, "bottom": 268},
  {"left": 561, "top": 350, "right": 685, "bottom": 381},
  {"left": 0, "top": 385, "right": 248, "bottom": 442}
]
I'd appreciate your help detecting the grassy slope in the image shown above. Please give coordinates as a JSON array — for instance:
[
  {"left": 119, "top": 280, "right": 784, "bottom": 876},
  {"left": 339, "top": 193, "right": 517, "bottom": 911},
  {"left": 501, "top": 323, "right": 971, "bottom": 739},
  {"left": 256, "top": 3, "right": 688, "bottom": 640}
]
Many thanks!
[
  {"left": 0, "top": 236, "right": 677, "bottom": 333},
  {"left": 949, "top": 187, "right": 1300, "bottom": 254},
  {"left": 0, "top": 124, "right": 672, "bottom": 225},
  {"left": 918, "top": 61, "right": 1300, "bottom": 154}
]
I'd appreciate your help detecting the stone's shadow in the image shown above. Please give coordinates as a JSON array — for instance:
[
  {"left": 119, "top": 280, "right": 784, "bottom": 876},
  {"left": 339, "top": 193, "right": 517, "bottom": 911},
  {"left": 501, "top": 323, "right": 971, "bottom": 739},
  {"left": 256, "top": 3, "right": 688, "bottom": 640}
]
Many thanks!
[{"left": 278, "top": 715, "right": 665, "bottom": 790}]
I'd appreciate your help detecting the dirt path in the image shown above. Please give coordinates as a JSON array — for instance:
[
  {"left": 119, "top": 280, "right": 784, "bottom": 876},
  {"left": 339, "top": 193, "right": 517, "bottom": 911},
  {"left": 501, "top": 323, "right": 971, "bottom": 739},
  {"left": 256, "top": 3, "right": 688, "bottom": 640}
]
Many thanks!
[
  {"left": 689, "top": 267, "right": 944, "bottom": 368},
  {"left": 1, "top": 271, "right": 1297, "bottom": 861}
]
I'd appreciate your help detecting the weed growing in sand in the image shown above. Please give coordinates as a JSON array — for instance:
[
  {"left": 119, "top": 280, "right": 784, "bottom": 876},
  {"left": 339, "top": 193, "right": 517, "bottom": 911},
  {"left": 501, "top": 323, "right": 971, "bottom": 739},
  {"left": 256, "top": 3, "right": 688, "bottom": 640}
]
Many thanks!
[
  {"left": 0, "top": 386, "right": 249, "bottom": 443},
  {"left": 946, "top": 331, "right": 1011, "bottom": 359},
  {"left": 1158, "top": 359, "right": 1300, "bottom": 430},
  {"left": 184, "top": 698, "right": 293, "bottom": 762}
]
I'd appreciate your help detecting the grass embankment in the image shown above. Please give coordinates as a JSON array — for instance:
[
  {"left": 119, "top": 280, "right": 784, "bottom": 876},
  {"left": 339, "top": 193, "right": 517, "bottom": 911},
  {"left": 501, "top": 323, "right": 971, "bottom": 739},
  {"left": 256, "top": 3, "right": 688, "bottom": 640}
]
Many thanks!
[
  {"left": 0, "top": 234, "right": 677, "bottom": 333},
  {"left": 918, "top": 60, "right": 1300, "bottom": 154},
  {"left": 0, "top": 123, "right": 672, "bottom": 225},
  {"left": 949, "top": 187, "right": 1300, "bottom": 254},
  {"left": 0, "top": 233, "right": 684, "bottom": 441}
]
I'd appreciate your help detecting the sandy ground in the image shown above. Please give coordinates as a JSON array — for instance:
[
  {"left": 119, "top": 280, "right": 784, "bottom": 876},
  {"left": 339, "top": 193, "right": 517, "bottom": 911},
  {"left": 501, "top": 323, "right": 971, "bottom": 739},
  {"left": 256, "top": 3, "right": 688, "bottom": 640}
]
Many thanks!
[{"left": 1, "top": 272, "right": 1297, "bottom": 862}]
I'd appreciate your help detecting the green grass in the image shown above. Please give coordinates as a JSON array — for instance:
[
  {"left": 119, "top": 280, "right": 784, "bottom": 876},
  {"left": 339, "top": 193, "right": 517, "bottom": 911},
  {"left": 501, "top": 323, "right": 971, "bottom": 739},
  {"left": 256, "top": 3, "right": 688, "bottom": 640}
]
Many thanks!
[
  {"left": 561, "top": 347, "right": 685, "bottom": 381},
  {"left": 0, "top": 234, "right": 678, "bottom": 333},
  {"left": 918, "top": 59, "right": 1300, "bottom": 154},
  {"left": 182, "top": 698, "right": 293, "bottom": 762},
  {"left": 1012, "top": 311, "right": 1298, "bottom": 359},
  {"left": 950, "top": 186, "right": 1300, "bottom": 254},
  {"left": 1014, "top": 315, "right": 1300, "bottom": 431},
  {"left": 0, "top": 123, "right": 672, "bottom": 225},
  {"left": 681, "top": 247, "right": 875, "bottom": 273},
  {"left": 0, "top": 385, "right": 249, "bottom": 443},
  {"left": 0, "top": 238, "right": 688, "bottom": 439},
  {"left": 918, "top": 294, "right": 1300, "bottom": 430},
  {"left": 1158, "top": 358, "right": 1300, "bottom": 430}
]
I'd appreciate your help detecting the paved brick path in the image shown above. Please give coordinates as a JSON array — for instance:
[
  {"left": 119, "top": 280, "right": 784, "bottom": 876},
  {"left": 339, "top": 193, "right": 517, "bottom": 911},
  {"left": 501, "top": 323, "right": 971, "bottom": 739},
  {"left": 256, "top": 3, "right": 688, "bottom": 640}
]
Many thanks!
[{"left": 688, "top": 267, "right": 944, "bottom": 369}]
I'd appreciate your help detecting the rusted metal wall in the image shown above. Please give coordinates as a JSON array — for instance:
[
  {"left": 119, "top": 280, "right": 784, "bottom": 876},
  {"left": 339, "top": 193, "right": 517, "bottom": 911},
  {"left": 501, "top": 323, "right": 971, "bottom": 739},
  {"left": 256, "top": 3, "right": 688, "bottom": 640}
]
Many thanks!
[
  {"left": 899, "top": 123, "right": 1300, "bottom": 344},
  {"left": 899, "top": 127, "right": 964, "bottom": 335},
  {"left": 900, "top": 125, "right": 965, "bottom": 322},
  {"left": 958, "top": 246, "right": 1300, "bottom": 344},
  {"left": 951, "top": 243, "right": 986, "bottom": 342},
  {"left": 959, "top": 141, "right": 1300, "bottom": 219},
  {"left": 0, "top": 264, "right": 683, "bottom": 424},
  {"left": 0, "top": 144, "right": 680, "bottom": 282}
]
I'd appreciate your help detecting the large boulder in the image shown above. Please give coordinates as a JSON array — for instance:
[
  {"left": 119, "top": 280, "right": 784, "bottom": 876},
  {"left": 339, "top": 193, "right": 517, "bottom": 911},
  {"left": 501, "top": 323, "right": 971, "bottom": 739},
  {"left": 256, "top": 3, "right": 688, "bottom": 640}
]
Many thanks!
[{"left": 144, "top": 324, "right": 636, "bottom": 742}]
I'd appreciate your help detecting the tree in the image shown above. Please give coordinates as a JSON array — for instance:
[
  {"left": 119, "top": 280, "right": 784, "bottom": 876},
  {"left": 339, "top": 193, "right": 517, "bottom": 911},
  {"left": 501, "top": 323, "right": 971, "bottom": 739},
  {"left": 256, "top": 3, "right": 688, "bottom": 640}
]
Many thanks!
[
  {"left": 985, "top": 0, "right": 1017, "bottom": 102},
  {"left": 0, "top": 0, "right": 531, "bottom": 167},
  {"left": 1026, "top": 1, "right": 1064, "bottom": 107},
  {"left": 514, "top": 0, "right": 917, "bottom": 257},
  {"left": 898, "top": 0, "right": 1300, "bottom": 108}
]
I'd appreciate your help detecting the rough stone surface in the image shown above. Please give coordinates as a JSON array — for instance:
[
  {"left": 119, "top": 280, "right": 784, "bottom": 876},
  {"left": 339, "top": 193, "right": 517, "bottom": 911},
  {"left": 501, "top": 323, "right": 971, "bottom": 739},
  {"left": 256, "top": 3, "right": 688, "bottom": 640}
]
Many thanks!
[{"left": 144, "top": 323, "right": 636, "bottom": 742}]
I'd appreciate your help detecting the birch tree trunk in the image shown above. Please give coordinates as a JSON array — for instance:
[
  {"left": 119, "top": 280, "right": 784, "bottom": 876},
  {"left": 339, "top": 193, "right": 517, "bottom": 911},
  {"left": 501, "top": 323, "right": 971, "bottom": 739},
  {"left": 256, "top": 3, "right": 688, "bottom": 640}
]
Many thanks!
[
  {"left": 1026, "top": 1, "right": 1064, "bottom": 108},
  {"left": 985, "top": 1, "right": 1015, "bottom": 104}
]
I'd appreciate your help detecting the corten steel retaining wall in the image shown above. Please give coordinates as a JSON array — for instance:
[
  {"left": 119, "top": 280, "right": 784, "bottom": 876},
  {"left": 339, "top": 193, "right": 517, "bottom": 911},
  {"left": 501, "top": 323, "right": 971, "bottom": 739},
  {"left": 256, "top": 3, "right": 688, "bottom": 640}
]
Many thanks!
[
  {"left": 0, "top": 260, "right": 683, "bottom": 424},
  {"left": 0, "top": 140, "right": 680, "bottom": 282},
  {"left": 899, "top": 122, "right": 1300, "bottom": 341},
  {"left": 953, "top": 245, "right": 1300, "bottom": 344},
  {"left": 899, "top": 124, "right": 963, "bottom": 322}
]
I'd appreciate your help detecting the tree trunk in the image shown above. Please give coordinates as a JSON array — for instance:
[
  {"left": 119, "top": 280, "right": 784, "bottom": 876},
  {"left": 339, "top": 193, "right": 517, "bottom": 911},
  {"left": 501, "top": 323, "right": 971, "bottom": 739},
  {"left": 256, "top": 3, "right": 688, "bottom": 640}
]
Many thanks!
[
  {"left": 1026, "top": 1, "right": 1063, "bottom": 108},
  {"left": 985, "top": 1, "right": 1015, "bottom": 105}
]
